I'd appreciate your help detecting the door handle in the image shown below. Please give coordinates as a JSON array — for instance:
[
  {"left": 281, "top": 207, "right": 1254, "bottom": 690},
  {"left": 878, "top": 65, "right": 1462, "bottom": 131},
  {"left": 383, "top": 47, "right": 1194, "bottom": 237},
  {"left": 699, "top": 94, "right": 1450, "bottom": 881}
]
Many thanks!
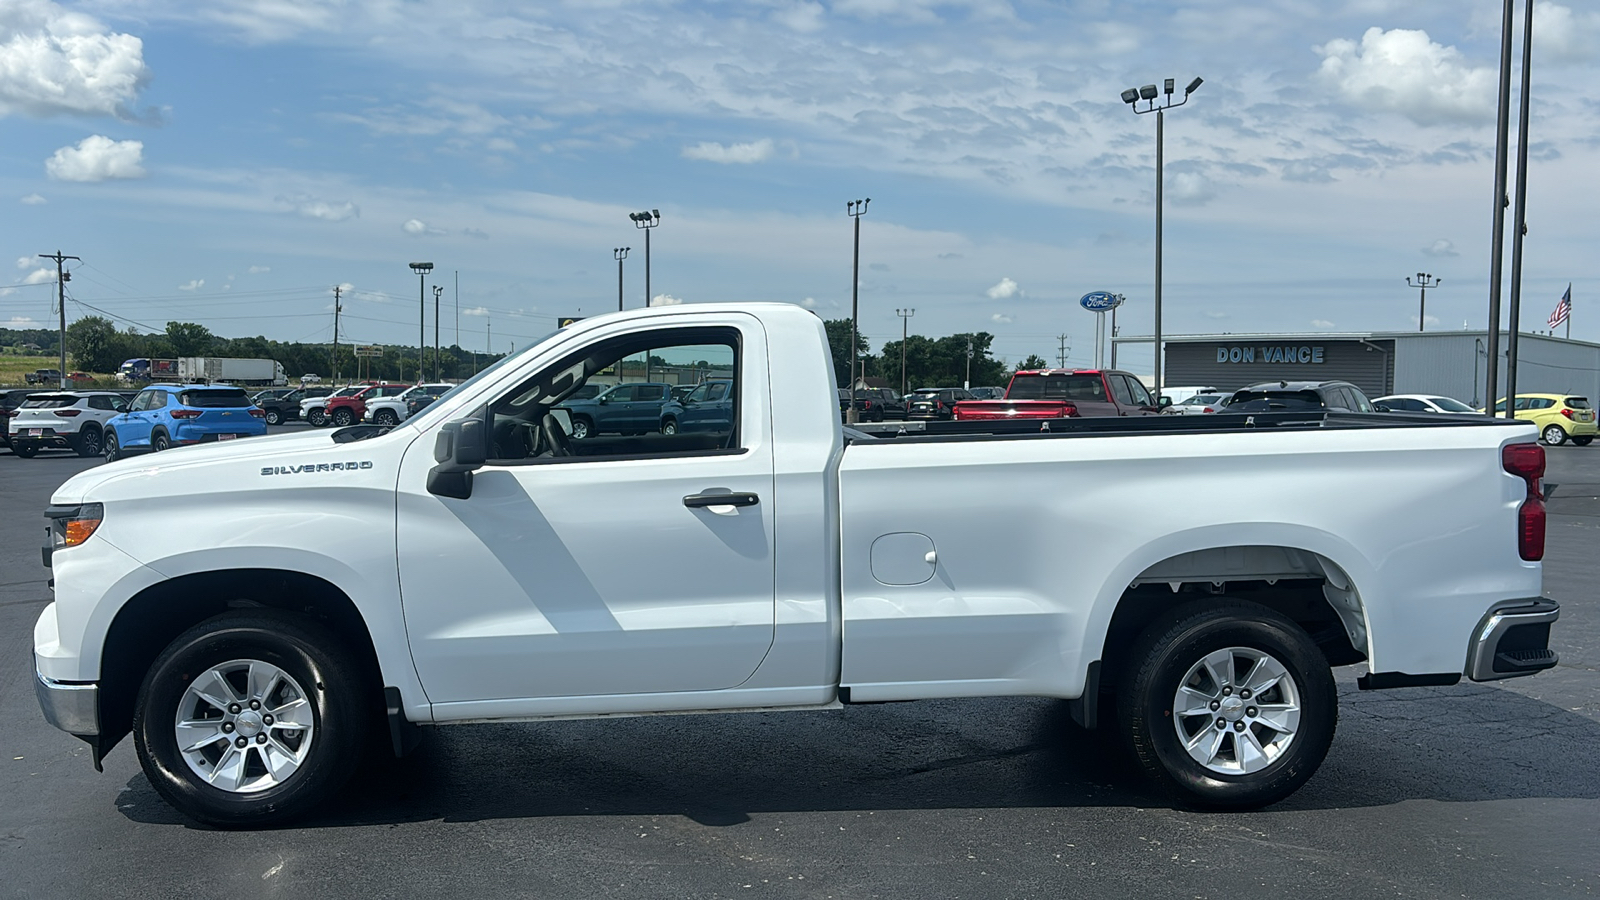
[{"left": 683, "top": 492, "right": 759, "bottom": 509}]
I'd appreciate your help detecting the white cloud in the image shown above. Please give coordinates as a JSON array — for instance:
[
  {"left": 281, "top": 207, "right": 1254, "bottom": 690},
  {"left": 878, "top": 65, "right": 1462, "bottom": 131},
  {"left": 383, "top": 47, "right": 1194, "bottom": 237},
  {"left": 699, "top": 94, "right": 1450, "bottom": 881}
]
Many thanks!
[
  {"left": 248, "top": 265, "right": 271, "bottom": 274},
  {"left": 800, "top": 297, "right": 818, "bottom": 308},
  {"left": 650, "top": 293, "right": 685, "bottom": 306},
  {"left": 335, "top": 282, "right": 354, "bottom": 294},
  {"left": 178, "top": 278, "right": 203, "bottom": 291},
  {"left": 462, "top": 306, "right": 490, "bottom": 316},
  {"left": 7, "top": 316, "right": 41, "bottom": 327},
  {"left": 991, "top": 313, "right": 1013, "bottom": 324},
  {"left": 20, "top": 193, "right": 46, "bottom": 204},
  {"left": 1534, "top": 3, "right": 1600, "bottom": 64},
  {"left": 682, "top": 139, "right": 775, "bottom": 164},
  {"left": 772, "top": 1, "right": 826, "bottom": 32},
  {"left": 1316, "top": 27, "right": 1496, "bottom": 126},
  {"left": 275, "top": 195, "right": 358, "bottom": 221},
  {"left": 21, "top": 267, "right": 53, "bottom": 284},
  {"left": 985, "top": 277, "right": 1019, "bottom": 299},
  {"left": 402, "top": 218, "right": 446, "bottom": 235},
  {"left": 831, "top": 0, "right": 1015, "bottom": 24},
  {"left": 1422, "top": 239, "right": 1459, "bottom": 258},
  {"left": 1167, "top": 172, "right": 1216, "bottom": 206},
  {"left": 44, "top": 135, "right": 145, "bottom": 181},
  {"left": 16, "top": 257, "right": 32, "bottom": 269},
  {"left": 0, "top": 0, "right": 149, "bottom": 119},
  {"left": 1311, "top": 319, "right": 1336, "bottom": 329}
]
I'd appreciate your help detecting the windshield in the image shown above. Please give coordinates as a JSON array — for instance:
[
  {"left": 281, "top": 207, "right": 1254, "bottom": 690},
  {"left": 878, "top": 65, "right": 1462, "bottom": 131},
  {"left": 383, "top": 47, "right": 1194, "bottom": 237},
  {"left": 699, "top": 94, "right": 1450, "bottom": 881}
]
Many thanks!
[
  {"left": 405, "top": 338, "right": 552, "bottom": 431},
  {"left": 20, "top": 395, "right": 76, "bottom": 408},
  {"left": 180, "top": 389, "right": 251, "bottom": 408},
  {"left": 1005, "top": 374, "right": 1105, "bottom": 401},
  {"left": 1430, "top": 397, "right": 1476, "bottom": 412}
]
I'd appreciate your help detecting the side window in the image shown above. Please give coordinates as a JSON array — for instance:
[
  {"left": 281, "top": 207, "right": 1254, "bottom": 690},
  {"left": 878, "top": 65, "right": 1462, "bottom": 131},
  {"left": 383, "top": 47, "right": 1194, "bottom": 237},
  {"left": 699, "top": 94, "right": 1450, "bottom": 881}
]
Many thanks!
[
  {"left": 1533, "top": 398, "right": 1556, "bottom": 410},
  {"left": 1108, "top": 375, "right": 1135, "bottom": 406},
  {"left": 87, "top": 396, "right": 109, "bottom": 411},
  {"left": 1513, "top": 397, "right": 1532, "bottom": 410},
  {"left": 150, "top": 391, "right": 169, "bottom": 410},
  {"left": 130, "top": 391, "right": 151, "bottom": 412},
  {"left": 488, "top": 329, "right": 740, "bottom": 463},
  {"left": 112, "top": 396, "right": 128, "bottom": 411},
  {"left": 1126, "top": 378, "right": 1154, "bottom": 407},
  {"left": 1348, "top": 390, "right": 1373, "bottom": 412}
]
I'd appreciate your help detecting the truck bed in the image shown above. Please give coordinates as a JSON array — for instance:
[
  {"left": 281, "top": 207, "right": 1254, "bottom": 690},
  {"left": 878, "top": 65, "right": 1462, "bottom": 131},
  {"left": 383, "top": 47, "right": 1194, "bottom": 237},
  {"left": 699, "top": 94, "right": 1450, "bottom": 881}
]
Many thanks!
[{"left": 849, "top": 410, "right": 1525, "bottom": 442}]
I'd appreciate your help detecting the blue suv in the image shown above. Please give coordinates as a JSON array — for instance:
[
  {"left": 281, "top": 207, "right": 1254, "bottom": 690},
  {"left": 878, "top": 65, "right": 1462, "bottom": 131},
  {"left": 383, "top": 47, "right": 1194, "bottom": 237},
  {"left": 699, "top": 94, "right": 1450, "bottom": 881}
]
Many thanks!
[
  {"left": 557, "top": 382, "right": 673, "bottom": 439},
  {"left": 104, "top": 384, "right": 267, "bottom": 460},
  {"left": 659, "top": 378, "right": 735, "bottom": 435}
]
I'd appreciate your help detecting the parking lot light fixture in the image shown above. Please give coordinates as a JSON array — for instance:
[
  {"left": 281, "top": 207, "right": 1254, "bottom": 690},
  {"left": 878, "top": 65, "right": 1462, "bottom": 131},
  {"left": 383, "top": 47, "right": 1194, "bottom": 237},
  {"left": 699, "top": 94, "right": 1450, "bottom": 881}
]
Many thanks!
[
  {"left": 409, "top": 262, "right": 433, "bottom": 383},
  {"left": 1123, "top": 75, "right": 1202, "bottom": 398},
  {"left": 630, "top": 211, "right": 660, "bottom": 306},
  {"left": 1406, "top": 273, "right": 1441, "bottom": 332},
  {"left": 614, "top": 247, "right": 630, "bottom": 312}
]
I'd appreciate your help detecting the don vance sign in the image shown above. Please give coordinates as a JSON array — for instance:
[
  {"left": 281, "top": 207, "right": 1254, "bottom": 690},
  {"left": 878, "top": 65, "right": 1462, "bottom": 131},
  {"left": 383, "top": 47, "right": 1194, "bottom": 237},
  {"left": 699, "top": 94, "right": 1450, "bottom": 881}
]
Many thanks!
[{"left": 1216, "top": 345, "right": 1326, "bottom": 364}]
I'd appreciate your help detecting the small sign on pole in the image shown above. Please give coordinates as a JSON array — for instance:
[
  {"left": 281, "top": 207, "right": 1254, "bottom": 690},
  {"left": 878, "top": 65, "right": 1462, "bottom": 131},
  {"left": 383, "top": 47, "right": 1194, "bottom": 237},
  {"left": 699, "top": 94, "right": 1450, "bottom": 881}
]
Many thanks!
[{"left": 353, "top": 345, "right": 383, "bottom": 358}]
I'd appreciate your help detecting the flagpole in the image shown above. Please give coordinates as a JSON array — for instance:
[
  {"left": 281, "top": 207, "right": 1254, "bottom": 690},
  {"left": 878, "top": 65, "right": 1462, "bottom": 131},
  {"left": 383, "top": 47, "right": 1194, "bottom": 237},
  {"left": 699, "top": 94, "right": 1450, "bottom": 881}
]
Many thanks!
[{"left": 1568, "top": 283, "right": 1572, "bottom": 339}]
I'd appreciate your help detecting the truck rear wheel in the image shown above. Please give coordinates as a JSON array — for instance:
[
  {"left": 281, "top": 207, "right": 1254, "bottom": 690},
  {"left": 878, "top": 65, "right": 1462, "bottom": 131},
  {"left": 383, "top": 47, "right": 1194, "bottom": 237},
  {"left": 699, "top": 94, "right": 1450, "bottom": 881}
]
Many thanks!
[
  {"left": 1116, "top": 599, "right": 1336, "bottom": 810},
  {"left": 132, "top": 611, "right": 367, "bottom": 827}
]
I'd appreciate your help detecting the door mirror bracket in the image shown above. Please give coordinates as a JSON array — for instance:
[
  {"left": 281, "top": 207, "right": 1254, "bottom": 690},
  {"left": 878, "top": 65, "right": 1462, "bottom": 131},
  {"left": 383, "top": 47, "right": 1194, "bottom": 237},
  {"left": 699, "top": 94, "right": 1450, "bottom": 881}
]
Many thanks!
[{"left": 428, "top": 417, "right": 487, "bottom": 499}]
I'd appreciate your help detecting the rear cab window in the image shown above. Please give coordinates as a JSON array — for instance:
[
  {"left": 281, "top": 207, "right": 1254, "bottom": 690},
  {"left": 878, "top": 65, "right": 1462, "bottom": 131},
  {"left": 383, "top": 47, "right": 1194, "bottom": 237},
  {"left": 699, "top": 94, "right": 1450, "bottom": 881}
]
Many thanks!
[{"left": 1006, "top": 374, "right": 1106, "bottom": 401}]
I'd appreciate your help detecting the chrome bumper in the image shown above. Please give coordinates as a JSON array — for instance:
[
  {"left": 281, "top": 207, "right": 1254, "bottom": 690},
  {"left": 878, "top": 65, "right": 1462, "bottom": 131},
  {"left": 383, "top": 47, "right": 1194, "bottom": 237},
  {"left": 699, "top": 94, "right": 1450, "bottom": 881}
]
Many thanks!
[
  {"left": 1466, "top": 598, "right": 1561, "bottom": 682},
  {"left": 34, "top": 657, "right": 99, "bottom": 736}
]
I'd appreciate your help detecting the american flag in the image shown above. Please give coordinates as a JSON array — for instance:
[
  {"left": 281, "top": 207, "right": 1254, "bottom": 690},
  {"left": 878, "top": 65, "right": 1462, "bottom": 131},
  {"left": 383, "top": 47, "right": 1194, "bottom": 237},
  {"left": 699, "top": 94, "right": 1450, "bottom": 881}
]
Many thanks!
[{"left": 1548, "top": 284, "right": 1571, "bottom": 330}]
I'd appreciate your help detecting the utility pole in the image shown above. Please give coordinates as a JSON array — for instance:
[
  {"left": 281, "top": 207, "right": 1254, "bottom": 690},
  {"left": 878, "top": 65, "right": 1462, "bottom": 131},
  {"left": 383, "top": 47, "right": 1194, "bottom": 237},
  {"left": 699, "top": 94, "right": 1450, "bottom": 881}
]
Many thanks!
[
  {"left": 454, "top": 270, "right": 460, "bottom": 355},
  {"left": 487, "top": 317, "right": 492, "bottom": 364},
  {"left": 895, "top": 308, "right": 914, "bottom": 396},
  {"left": 965, "top": 337, "right": 973, "bottom": 390},
  {"left": 332, "top": 284, "right": 342, "bottom": 384},
  {"left": 1057, "top": 334, "right": 1071, "bottom": 369},
  {"left": 846, "top": 198, "right": 870, "bottom": 422},
  {"left": 615, "top": 247, "right": 630, "bottom": 311},
  {"left": 1406, "top": 274, "right": 1441, "bottom": 332},
  {"left": 433, "top": 285, "right": 443, "bottom": 382},
  {"left": 39, "top": 251, "right": 79, "bottom": 386}
]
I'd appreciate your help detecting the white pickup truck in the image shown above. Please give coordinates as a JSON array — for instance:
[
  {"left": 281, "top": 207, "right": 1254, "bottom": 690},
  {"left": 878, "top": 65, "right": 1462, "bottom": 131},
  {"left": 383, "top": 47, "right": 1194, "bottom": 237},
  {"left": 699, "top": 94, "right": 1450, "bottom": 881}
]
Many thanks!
[{"left": 33, "top": 303, "right": 1561, "bottom": 826}]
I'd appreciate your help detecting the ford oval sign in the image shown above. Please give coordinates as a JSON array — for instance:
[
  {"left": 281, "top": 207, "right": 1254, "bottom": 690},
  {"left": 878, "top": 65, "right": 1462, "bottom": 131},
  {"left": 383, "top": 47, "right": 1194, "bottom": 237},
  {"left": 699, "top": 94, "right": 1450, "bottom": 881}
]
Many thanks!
[{"left": 1079, "top": 291, "right": 1121, "bottom": 312}]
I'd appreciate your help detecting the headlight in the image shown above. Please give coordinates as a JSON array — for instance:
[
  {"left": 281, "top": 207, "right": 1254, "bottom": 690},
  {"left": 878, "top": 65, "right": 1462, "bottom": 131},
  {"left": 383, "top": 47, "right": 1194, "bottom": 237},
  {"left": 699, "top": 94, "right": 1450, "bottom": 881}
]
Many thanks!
[{"left": 46, "top": 503, "right": 104, "bottom": 550}]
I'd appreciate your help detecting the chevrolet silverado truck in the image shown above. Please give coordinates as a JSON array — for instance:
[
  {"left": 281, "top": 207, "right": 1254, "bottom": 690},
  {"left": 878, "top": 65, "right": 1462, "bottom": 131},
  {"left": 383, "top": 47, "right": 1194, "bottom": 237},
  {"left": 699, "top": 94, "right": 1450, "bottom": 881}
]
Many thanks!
[{"left": 33, "top": 303, "right": 1560, "bottom": 826}]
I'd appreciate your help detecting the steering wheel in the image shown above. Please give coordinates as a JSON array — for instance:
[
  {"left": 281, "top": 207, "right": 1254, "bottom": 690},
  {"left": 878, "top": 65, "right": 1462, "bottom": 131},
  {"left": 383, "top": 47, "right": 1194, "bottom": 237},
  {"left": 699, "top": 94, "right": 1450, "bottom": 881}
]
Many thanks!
[{"left": 541, "top": 413, "right": 573, "bottom": 458}]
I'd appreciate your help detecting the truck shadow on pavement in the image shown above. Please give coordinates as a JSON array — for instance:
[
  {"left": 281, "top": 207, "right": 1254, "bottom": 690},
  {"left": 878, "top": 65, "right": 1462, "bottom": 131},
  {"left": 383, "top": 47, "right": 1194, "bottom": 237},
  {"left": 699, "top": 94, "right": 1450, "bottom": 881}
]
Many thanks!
[{"left": 115, "top": 681, "right": 1600, "bottom": 829}]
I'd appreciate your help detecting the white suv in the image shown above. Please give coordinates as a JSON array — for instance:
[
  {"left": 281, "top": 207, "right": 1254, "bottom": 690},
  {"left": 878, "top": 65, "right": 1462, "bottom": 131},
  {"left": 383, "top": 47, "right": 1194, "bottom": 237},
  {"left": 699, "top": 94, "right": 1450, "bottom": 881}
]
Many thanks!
[
  {"left": 301, "top": 385, "right": 364, "bottom": 427},
  {"left": 7, "top": 391, "right": 129, "bottom": 458},
  {"left": 365, "top": 383, "right": 453, "bottom": 426}
]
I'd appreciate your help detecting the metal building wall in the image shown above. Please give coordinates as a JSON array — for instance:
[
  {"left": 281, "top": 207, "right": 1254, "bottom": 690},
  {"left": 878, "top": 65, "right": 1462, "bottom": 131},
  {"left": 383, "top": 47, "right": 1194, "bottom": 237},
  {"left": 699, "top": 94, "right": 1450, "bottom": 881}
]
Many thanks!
[
  {"left": 1390, "top": 332, "right": 1600, "bottom": 406},
  {"left": 1163, "top": 338, "right": 1394, "bottom": 397}
]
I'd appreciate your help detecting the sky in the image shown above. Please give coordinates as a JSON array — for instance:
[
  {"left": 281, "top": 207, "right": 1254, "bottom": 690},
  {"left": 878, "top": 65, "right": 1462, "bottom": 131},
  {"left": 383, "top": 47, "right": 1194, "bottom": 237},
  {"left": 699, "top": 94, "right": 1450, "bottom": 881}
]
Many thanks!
[{"left": 1, "top": 0, "right": 1597, "bottom": 373}]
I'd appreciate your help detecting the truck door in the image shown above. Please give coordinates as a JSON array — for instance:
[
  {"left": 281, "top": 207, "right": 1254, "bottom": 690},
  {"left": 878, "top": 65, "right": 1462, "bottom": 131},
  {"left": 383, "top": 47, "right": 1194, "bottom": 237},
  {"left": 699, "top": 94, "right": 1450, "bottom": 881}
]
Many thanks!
[{"left": 396, "top": 318, "right": 776, "bottom": 708}]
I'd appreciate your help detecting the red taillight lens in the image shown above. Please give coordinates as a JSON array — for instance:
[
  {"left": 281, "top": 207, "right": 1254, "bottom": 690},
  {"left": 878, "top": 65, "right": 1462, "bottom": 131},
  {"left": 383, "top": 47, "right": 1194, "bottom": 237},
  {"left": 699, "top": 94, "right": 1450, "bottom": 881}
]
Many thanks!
[
  {"left": 169, "top": 409, "right": 203, "bottom": 419},
  {"left": 54, "top": 408, "right": 81, "bottom": 417},
  {"left": 248, "top": 408, "right": 265, "bottom": 418},
  {"left": 1503, "top": 442, "right": 1545, "bottom": 560},
  {"left": 1561, "top": 408, "right": 1573, "bottom": 419},
  {"left": 1203, "top": 407, "right": 1214, "bottom": 413}
]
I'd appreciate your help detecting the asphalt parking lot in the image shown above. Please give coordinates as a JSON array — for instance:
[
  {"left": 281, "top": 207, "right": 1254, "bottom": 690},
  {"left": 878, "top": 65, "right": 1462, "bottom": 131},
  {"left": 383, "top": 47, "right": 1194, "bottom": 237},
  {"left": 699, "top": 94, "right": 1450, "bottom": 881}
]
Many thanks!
[{"left": 1, "top": 427, "right": 1597, "bottom": 899}]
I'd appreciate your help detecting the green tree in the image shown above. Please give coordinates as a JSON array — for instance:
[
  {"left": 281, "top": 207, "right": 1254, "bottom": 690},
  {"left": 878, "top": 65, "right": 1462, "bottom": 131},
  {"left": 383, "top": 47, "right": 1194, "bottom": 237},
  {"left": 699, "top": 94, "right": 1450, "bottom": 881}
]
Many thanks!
[
  {"left": 66, "top": 316, "right": 126, "bottom": 373},
  {"left": 823, "top": 318, "right": 870, "bottom": 389},
  {"left": 1015, "top": 354, "right": 1049, "bottom": 372},
  {"left": 165, "top": 321, "right": 215, "bottom": 357}
]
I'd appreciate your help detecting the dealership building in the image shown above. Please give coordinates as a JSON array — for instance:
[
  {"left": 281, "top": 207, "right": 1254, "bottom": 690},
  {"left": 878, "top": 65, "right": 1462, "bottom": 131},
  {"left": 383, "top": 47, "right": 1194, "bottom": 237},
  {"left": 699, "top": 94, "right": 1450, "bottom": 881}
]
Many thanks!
[{"left": 1111, "top": 330, "right": 1600, "bottom": 405}]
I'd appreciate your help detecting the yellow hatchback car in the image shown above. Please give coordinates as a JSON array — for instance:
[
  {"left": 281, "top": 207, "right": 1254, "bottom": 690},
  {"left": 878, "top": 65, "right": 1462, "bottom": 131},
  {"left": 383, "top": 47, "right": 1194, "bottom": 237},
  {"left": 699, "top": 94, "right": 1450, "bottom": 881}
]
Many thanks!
[{"left": 1486, "top": 394, "right": 1596, "bottom": 446}]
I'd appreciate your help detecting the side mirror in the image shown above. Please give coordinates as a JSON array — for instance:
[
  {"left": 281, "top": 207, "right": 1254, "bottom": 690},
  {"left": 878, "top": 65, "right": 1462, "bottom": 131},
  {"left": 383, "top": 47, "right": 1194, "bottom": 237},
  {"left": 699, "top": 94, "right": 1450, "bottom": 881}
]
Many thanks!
[
  {"left": 1157, "top": 396, "right": 1173, "bottom": 408},
  {"left": 428, "top": 417, "right": 487, "bottom": 499},
  {"left": 1374, "top": 403, "right": 1392, "bottom": 413}
]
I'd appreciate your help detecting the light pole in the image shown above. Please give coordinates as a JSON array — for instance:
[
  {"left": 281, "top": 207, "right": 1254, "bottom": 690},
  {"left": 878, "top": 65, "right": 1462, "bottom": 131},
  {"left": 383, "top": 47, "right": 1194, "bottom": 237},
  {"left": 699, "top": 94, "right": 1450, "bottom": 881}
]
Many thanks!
[
  {"left": 846, "top": 198, "right": 870, "bottom": 423},
  {"left": 895, "top": 308, "right": 914, "bottom": 397},
  {"left": 433, "top": 285, "right": 443, "bottom": 381},
  {"left": 1121, "top": 76, "right": 1202, "bottom": 399},
  {"left": 1503, "top": 0, "right": 1536, "bottom": 418},
  {"left": 1406, "top": 273, "right": 1441, "bottom": 332},
  {"left": 409, "top": 261, "right": 433, "bottom": 384},
  {"left": 1473, "top": 338, "right": 1485, "bottom": 408},
  {"left": 614, "top": 247, "right": 630, "bottom": 312},
  {"left": 965, "top": 338, "right": 973, "bottom": 390},
  {"left": 629, "top": 210, "right": 660, "bottom": 306}
]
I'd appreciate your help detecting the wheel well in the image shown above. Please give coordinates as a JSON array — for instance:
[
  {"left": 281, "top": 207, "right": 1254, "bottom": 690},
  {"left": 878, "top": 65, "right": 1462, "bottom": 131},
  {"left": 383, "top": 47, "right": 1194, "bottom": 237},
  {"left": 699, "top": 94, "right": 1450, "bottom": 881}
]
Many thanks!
[
  {"left": 97, "top": 569, "right": 385, "bottom": 756},
  {"left": 1098, "top": 546, "right": 1369, "bottom": 694}
]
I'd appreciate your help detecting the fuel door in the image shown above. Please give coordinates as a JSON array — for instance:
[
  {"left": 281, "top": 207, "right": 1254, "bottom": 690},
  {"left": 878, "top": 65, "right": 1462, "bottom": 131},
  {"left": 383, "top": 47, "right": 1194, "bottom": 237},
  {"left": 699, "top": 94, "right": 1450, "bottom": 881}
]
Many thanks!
[{"left": 870, "top": 532, "right": 937, "bottom": 586}]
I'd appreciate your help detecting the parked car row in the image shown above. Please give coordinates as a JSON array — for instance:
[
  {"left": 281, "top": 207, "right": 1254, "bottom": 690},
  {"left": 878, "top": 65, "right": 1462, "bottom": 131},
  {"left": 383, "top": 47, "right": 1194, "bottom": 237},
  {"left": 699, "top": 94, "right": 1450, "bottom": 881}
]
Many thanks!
[
  {"left": 5, "top": 386, "right": 266, "bottom": 459},
  {"left": 555, "top": 379, "right": 736, "bottom": 438}
]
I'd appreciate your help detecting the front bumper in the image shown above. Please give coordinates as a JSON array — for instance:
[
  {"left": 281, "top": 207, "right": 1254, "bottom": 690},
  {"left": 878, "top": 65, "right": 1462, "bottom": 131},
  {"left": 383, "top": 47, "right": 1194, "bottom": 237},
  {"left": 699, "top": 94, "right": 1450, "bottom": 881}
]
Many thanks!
[
  {"left": 1466, "top": 598, "right": 1561, "bottom": 681},
  {"left": 35, "top": 657, "right": 99, "bottom": 736}
]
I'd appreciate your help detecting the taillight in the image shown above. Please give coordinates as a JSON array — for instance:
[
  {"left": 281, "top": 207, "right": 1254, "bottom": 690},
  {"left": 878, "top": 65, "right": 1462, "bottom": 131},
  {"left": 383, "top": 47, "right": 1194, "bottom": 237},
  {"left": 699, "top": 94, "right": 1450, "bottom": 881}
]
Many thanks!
[
  {"left": 1502, "top": 442, "right": 1545, "bottom": 561},
  {"left": 1202, "top": 407, "right": 1214, "bottom": 413},
  {"left": 248, "top": 408, "right": 265, "bottom": 418},
  {"left": 54, "top": 409, "right": 81, "bottom": 417},
  {"left": 1561, "top": 408, "right": 1573, "bottom": 419},
  {"left": 1061, "top": 402, "right": 1080, "bottom": 418},
  {"left": 169, "top": 409, "right": 203, "bottom": 419}
]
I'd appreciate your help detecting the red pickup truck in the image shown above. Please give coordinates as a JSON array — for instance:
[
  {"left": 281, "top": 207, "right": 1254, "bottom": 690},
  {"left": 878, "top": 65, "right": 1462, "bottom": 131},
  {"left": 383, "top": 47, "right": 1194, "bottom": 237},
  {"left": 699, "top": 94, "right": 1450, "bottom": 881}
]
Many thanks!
[
  {"left": 952, "top": 368, "right": 1167, "bottom": 420},
  {"left": 322, "top": 383, "right": 411, "bottom": 427}
]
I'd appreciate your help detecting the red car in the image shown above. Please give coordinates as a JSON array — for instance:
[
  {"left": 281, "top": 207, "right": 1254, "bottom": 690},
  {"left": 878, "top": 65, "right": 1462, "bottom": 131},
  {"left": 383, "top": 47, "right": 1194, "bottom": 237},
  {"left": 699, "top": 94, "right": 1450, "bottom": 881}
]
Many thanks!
[
  {"left": 322, "top": 383, "right": 412, "bottom": 427},
  {"left": 952, "top": 369, "right": 1166, "bottom": 420}
]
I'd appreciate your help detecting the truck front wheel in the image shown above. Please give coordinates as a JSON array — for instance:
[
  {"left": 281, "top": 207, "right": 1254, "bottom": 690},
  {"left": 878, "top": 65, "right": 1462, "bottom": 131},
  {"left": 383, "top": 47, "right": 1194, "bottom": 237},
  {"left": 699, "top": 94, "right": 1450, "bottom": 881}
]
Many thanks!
[
  {"left": 1117, "top": 599, "right": 1336, "bottom": 810},
  {"left": 132, "top": 612, "right": 367, "bottom": 827}
]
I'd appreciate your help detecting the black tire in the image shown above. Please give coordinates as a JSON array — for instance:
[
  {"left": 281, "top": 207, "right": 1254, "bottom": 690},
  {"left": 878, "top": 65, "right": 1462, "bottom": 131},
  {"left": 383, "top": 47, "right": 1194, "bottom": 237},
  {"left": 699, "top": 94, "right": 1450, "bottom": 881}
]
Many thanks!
[
  {"left": 74, "top": 426, "right": 102, "bottom": 458},
  {"left": 660, "top": 417, "right": 678, "bottom": 435},
  {"left": 570, "top": 416, "right": 593, "bottom": 440},
  {"left": 332, "top": 408, "right": 355, "bottom": 427},
  {"left": 373, "top": 409, "right": 398, "bottom": 427},
  {"left": 151, "top": 429, "right": 171, "bottom": 453},
  {"left": 1542, "top": 424, "right": 1567, "bottom": 446},
  {"left": 104, "top": 429, "right": 121, "bottom": 462},
  {"left": 264, "top": 409, "right": 283, "bottom": 426},
  {"left": 307, "top": 409, "right": 328, "bottom": 427},
  {"left": 1116, "top": 599, "right": 1337, "bottom": 810},
  {"left": 12, "top": 442, "right": 38, "bottom": 458},
  {"left": 132, "top": 611, "right": 368, "bottom": 827},
  {"left": 1571, "top": 436, "right": 1592, "bottom": 447}
]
